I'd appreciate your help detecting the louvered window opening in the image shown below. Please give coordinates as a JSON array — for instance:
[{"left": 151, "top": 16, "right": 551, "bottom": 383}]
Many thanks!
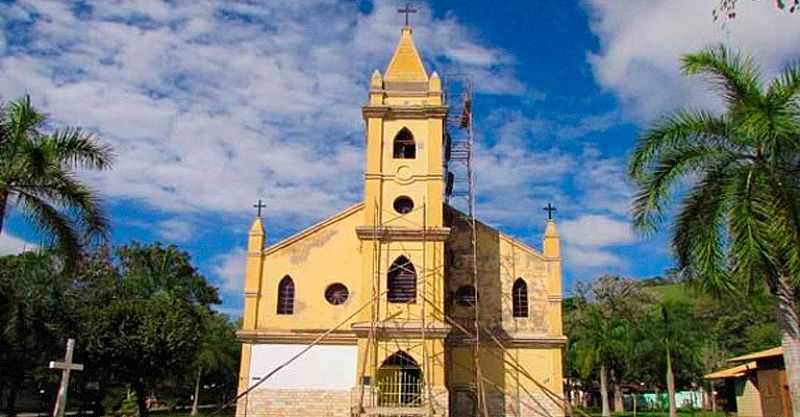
[
  {"left": 388, "top": 257, "right": 416, "bottom": 303},
  {"left": 393, "top": 128, "right": 416, "bottom": 159},
  {"left": 512, "top": 278, "right": 528, "bottom": 318},
  {"left": 277, "top": 276, "right": 295, "bottom": 315}
]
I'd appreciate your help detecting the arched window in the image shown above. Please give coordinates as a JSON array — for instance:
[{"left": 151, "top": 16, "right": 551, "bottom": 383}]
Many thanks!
[
  {"left": 455, "top": 285, "right": 477, "bottom": 306},
  {"left": 277, "top": 276, "right": 295, "bottom": 315},
  {"left": 512, "top": 278, "right": 528, "bottom": 318},
  {"left": 393, "top": 128, "right": 416, "bottom": 159},
  {"left": 388, "top": 256, "right": 416, "bottom": 303},
  {"left": 377, "top": 351, "right": 422, "bottom": 406}
]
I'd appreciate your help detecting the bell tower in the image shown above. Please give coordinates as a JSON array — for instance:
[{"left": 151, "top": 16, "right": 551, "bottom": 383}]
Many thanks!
[{"left": 354, "top": 24, "right": 452, "bottom": 415}]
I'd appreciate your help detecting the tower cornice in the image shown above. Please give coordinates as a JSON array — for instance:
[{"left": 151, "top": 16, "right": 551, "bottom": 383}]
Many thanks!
[{"left": 362, "top": 104, "right": 448, "bottom": 119}]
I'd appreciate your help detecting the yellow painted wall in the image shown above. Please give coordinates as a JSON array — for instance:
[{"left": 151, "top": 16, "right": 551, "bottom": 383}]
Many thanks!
[{"left": 256, "top": 205, "right": 365, "bottom": 331}]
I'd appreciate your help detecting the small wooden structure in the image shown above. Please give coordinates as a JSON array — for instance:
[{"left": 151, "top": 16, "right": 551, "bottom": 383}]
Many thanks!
[{"left": 705, "top": 346, "right": 793, "bottom": 417}]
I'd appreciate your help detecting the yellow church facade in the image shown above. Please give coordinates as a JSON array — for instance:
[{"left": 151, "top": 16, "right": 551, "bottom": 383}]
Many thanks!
[{"left": 236, "top": 24, "right": 565, "bottom": 417}]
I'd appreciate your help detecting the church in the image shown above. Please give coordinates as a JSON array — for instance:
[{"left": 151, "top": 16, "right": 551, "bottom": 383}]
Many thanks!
[{"left": 235, "top": 20, "right": 565, "bottom": 417}]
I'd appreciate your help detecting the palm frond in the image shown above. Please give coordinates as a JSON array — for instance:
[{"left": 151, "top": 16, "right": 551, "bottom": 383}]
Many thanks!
[
  {"left": 766, "top": 62, "right": 800, "bottom": 107},
  {"left": 672, "top": 161, "right": 736, "bottom": 296},
  {"left": 681, "top": 45, "right": 763, "bottom": 108},
  {"left": 7, "top": 95, "right": 45, "bottom": 143},
  {"left": 49, "top": 127, "right": 114, "bottom": 170},
  {"left": 15, "top": 190, "right": 82, "bottom": 271},
  {"left": 631, "top": 143, "right": 733, "bottom": 233},
  {"left": 17, "top": 169, "right": 110, "bottom": 242},
  {"left": 728, "top": 166, "right": 776, "bottom": 290},
  {"left": 629, "top": 110, "right": 730, "bottom": 182}
]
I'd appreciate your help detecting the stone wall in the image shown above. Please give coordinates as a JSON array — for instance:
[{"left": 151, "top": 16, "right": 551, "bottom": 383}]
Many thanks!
[{"left": 237, "top": 388, "right": 352, "bottom": 417}]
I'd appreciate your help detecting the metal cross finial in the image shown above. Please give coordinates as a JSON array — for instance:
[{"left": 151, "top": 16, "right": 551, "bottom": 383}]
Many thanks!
[
  {"left": 397, "top": 3, "right": 417, "bottom": 26},
  {"left": 543, "top": 203, "right": 557, "bottom": 220},
  {"left": 253, "top": 199, "right": 266, "bottom": 218}
]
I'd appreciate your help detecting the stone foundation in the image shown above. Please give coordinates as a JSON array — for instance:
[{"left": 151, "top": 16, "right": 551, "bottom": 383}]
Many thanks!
[{"left": 236, "top": 388, "right": 352, "bottom": 417}]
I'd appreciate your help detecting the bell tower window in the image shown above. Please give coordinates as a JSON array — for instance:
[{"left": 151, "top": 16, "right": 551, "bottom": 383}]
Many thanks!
[
  {"left": 388, "top": 256, "right": 416, "bottom": 303},
  {"left": 393, "top": 127, "right": 416, "bottom": 159}
]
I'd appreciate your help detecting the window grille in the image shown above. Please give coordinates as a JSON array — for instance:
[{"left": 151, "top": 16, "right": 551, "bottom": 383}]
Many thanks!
[
  {"left": 376, "top": 352, "right": 423, "bottom": 407},
  {"left": 512, "top": 278, "right": 528, "bottom": 318},
  {"left": 277, "top": 276, "right": 295, "bottom": 315},
  {"left": 455, "top": 285, "right": 477, "bottom": 306},
  {"left": 388, "top": 256, "right": 416, "bottom": 303},
  {"left": 393, "top": 128, "right": 416, "bottom": 159}
]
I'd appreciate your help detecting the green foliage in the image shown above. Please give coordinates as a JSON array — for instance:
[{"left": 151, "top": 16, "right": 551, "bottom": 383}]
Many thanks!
[
  {"left": 0, "top": 243, "right": 238, "bottom": 417},
  {"left": 565, "top": 274, "right": 780, "bottom": 396},
  {"left": 0, "top": 95, "right": 114, "bottom": 269}
]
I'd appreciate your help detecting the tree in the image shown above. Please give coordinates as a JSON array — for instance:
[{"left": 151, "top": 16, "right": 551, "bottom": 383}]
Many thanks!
[
  {"left": 570, "top": 276, "right": 652, "bottom": 416},
  {"left": 0, "top": 95, "right": 113, "bottom": 267},
  {"left": 629, "top": 45, "right": 800, "bottom": 416},
  {"left": 79, "top": 243, "right": 220, "bottom": 417},
  {"left": 0, "top": 252, "right": 69, "bottom": 417},
  {"left": 190, "top": 312, "right": 240, "bottom": 416}
]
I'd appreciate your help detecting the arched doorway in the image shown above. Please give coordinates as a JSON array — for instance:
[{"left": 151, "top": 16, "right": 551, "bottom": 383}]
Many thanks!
[{"left": 376, "top": 351, "right": 423, "bottom": 407}]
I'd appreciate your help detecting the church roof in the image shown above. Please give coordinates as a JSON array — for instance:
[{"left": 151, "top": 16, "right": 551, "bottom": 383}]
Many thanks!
[{"left": 384, "top": 27, "right": 428, "bottom": 82}]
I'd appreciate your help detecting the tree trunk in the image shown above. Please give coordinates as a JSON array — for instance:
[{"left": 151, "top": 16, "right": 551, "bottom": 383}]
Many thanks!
[
  {"left": 0, "top": 188, "right": 8, "bottom": 236},
  {"left": 776, "top": 275, "right": 800, "bottom": 417},
  {"left": 191, "top": 367, "right": 202, "bottom": 416},
  {"left": 611, "top": 368, "right": 624, "bottom": 412},
  {"left": 600, "top": 363, "right": 611, "bottom": 417},
  {"left": 666, "top": 345, "right": 677, "bottom": 417},
  {"left": 132, "top": 380, "right": 148, "bottom": 417},
  {"left": 6, "top": 386, "right": 16, "bottom": 417},
  {"left": 633, "top": 392, "right": 637, "bottom": 417}
]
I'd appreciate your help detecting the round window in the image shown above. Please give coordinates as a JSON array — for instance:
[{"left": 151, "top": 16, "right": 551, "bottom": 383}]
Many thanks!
[
  {"left": 325, "top": 283, "right": 349, "bottom": 305},
  {"left": 393, "top": 196, "right": 414, "bottom": 214},
  {"left": 455, "top": 285, "right": 478, "bottom": 306}
]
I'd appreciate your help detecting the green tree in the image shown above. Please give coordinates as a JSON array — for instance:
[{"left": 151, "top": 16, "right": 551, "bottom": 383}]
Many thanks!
[
  {"left": 570, "top": 276, "right": 652, "bottom": 416},
  {"left": 628, "top": 45, "right": 800, "bottom": 416},
  {"left": 79, "top": 243, "right": 220, "bottom": 417},
  {"left": 190, "top": 312, "right": 240, "bottom": 416},
  {"left": 0, "top": 95, "right": 113, "bottom": 267},
  {"left": 0, "top": 252, "right": 69, "bottom": 416}
]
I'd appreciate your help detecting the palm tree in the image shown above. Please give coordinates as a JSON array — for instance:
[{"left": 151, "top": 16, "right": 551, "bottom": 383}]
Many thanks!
[
  {"left": 190, "top": 312, "right": 239, "bottom": 415},
  {"left": 0, "top": 95, "right": 113, "bottom": 265},
  {"left": 629, "top": 45, "right": 800, "bottom": 416},
  {"left": 572, "top": 302, "right": 629, "bottom": 417}
]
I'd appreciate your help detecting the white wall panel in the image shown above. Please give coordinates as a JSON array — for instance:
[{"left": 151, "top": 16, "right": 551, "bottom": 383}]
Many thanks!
[{"left": 249, "top": 344, "right": 357, "bottom": 390}]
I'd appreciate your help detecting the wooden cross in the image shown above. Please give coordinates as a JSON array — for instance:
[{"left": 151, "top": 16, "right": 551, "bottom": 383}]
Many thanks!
[
  {"left": 397, "top": 3, "right": 417, "bottom": 26},
  {"left": 50, "top": 338, "right": 84, "bottom": 417},
  {"left": 543, "top": 203, "right": 557, "bottom": 220},
  {"left": 253, "top": 199, "right": 266, "bottom": 217}
]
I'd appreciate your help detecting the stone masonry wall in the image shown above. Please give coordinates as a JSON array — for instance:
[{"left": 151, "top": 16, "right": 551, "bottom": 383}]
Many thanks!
[{"left": 237, "top": 389, "right": 351, "bottom": 417}]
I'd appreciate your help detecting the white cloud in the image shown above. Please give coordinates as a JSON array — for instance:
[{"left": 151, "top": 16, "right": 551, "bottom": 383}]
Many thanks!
[
  {"left": 157, "top": 219, "right": 194, "bottom": 243},
  {"left": 564, "top": 245, "right": 627, "bottom": 270},
  {"left": 0, "top": 233, "right": 36, "bottom": 256},
  {"left": 560, "top": 214, "right": 635, "bottom": 247},
  {"left": 0, "top": 0, "right": 521, "bottom": 227},
  {"left": 585, "top": 0, "right": 800, "bottom": 121},
  {"left": 212, "top": 247, "right": 246, "bottom": 294}
]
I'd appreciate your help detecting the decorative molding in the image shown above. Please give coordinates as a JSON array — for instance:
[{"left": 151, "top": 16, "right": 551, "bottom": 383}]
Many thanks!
[
  {"left": 362, "top": 105, "right": 448, "bottom": 119},
  {"left": 356, "top": 226, "right": 451, "bottom": 242},
  {"left": 351, "top": 320, "right": 452, "bottom": 339},
  {"left": 237, "top": 329, "right": 358, "bottom": 345}
]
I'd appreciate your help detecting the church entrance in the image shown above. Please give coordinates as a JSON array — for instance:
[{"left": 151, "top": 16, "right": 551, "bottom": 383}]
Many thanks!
[{"left": 376, "top": 351, "right": 423, "bottom": 407}]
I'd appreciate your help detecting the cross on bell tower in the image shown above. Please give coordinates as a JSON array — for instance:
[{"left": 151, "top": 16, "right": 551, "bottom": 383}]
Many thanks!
[
  {"left": 397, "top": 3, "right": 417, "bottom": 26},
  {"left": 543, "top": 203, "right": 557, "bottom": 220}
]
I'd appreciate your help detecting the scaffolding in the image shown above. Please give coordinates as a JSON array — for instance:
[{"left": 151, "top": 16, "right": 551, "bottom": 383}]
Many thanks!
[{"left": 224, "top": 75, "right": 580, "bottom": 417}]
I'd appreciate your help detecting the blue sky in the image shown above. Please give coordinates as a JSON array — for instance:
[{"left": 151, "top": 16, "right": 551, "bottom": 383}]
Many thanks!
[{"left": 1, "top": 0, "right": 799, "bottom": 317}]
